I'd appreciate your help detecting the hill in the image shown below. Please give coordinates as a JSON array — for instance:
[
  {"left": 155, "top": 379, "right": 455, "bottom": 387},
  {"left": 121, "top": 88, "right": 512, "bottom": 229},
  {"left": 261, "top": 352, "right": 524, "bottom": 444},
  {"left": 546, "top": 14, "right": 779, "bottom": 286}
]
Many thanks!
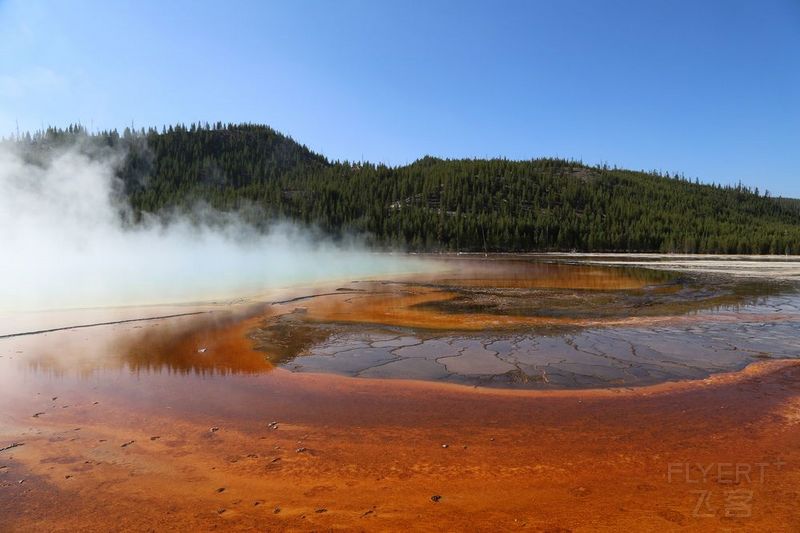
[{"left": 7, "top": 123, "right": 800, "bottom": 254}]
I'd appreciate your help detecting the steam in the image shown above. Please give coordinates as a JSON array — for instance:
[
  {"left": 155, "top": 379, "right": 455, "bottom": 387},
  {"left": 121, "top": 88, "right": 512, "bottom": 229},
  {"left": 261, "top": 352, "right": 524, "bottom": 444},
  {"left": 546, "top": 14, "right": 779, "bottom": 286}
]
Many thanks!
[{"left": 0, "top": 142, "right": 421, "bottom": 312}]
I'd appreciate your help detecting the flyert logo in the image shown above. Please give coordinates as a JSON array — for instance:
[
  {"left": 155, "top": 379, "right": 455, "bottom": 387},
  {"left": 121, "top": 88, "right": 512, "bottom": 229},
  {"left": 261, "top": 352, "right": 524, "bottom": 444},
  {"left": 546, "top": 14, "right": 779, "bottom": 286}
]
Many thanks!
[{"left": 667, "top": 459, "right": 786, "bottom": 519}]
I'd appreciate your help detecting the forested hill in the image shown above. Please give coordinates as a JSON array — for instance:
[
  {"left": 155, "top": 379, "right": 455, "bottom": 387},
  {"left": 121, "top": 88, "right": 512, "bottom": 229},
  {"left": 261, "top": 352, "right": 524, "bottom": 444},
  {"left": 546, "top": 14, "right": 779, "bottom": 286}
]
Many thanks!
[{"left": 8, "top": 123, "right": 800, "bottom": 254}]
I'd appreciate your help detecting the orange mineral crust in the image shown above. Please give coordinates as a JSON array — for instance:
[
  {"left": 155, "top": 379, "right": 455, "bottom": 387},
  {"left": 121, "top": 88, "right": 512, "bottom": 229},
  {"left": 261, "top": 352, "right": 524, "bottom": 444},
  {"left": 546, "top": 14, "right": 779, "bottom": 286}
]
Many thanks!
[
  {"left": 2, "top": 258, "right": 799, "bottom": 531},
  {"left": 1, "top": 316, "right": 800, "bottom": 532},
  {"left": 292, "top": 283, "right": 795, "bottom": 332}
]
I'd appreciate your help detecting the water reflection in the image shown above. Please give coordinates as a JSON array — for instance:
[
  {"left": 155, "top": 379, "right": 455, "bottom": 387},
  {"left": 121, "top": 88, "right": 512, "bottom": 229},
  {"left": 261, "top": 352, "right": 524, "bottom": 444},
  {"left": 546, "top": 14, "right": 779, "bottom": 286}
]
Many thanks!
[
  {"left": 249, "top": 260, "right": 800, "bottom": 387},
  {"left": 6, "top": 259, "right": 800, "bottom": 387},
  {"left": 118, "top": 308, "right": 274, "bottom": 376},
  {"left": 417, "top": 258, "right": 677, "bottom": 290},
  {"left": 14, "top": 305, "right": 273, "bottom": 378}
]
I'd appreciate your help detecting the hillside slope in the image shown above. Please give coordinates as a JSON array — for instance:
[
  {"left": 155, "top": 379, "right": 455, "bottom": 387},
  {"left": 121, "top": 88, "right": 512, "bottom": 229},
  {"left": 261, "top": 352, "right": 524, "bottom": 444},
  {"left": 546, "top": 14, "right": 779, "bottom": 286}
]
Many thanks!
[{"left": 7, "top": 123, "right": 800, "bottom": 254}]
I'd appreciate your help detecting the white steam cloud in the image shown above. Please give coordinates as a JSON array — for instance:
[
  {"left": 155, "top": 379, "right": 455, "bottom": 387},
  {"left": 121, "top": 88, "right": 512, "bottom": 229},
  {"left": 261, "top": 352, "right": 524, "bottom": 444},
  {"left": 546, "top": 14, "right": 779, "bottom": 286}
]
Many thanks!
[{"left": 0, "top": 142, "right": 421, "bottom": 312}]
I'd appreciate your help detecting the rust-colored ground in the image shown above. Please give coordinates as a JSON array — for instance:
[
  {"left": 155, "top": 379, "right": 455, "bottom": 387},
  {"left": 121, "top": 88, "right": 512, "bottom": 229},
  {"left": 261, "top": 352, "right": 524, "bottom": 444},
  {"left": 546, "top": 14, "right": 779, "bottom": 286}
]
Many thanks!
[
  {"left": 298, "top": 285, "right": 793, "bottom": 332},
  {"left": 2, "top": 311, "right": 800, "bottom": 532},
  {"left": 2, "top": 260, "right": 799, "bottom": 531}
]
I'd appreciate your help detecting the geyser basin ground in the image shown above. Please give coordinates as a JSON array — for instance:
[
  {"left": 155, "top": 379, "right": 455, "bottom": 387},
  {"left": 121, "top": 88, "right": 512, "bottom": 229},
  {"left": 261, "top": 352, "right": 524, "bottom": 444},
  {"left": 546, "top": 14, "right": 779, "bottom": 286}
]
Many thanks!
[
  {"left": 1, "top": 255, "right": 800, "bottom": 531},
  {"left": 250, "top": 258, "right": 800, "bottom": 388}
]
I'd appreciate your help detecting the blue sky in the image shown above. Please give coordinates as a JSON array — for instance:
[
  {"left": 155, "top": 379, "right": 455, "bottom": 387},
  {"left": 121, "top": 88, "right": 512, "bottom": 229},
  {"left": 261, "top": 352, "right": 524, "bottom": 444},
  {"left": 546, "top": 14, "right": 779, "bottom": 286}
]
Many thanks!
[{"left": 1, "top": 0, "right": 798, "bottom": 196}]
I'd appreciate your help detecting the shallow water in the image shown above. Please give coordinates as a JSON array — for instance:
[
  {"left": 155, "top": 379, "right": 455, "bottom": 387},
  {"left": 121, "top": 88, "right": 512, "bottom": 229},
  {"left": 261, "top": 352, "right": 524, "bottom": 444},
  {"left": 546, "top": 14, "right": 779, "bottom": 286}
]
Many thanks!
[
  {"left": 3, "top": 255, "right": 800, "bottom": 530},
  {"left": 5, "top": 256, "right": 798, "bottom": 389},
  {"left": 276, "top": 318, "right": 800, "bottom": 388},
  {"left": 248, "top": 257, "right": 800, "bottom": 388}
]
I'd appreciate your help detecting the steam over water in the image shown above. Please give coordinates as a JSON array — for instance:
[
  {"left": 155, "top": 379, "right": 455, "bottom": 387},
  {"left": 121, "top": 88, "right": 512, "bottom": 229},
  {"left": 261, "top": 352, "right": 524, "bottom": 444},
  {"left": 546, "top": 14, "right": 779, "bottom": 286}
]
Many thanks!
[{"left": 0, "top": 143, "right": 420, "bottom": 311}]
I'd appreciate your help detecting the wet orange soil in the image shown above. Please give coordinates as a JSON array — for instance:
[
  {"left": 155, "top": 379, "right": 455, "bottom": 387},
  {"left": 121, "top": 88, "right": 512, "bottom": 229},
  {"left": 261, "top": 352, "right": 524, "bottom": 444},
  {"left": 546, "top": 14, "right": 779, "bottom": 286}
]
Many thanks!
[
  {"left": 300, "top": 285, "right": 592, "bottom": 330},
  {"left": 253, "top": 259, "right": 790, "bottom": 334},
  {"left": 2, "top": 309, "right": 800, "bottom": 532},
  {"left": 2, "top": 259, "right": 799, "bottom": 531},
  {"left": 296, "top": 283, "right": 795, "bottom": 332}
]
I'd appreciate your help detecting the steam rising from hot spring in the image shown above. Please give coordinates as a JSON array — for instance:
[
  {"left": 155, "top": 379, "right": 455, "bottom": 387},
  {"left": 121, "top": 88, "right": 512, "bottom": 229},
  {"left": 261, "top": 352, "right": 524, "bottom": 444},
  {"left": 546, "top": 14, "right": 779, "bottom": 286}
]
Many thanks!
[{"left": 0, "top": 143, "right": 422, "bottom": 311}]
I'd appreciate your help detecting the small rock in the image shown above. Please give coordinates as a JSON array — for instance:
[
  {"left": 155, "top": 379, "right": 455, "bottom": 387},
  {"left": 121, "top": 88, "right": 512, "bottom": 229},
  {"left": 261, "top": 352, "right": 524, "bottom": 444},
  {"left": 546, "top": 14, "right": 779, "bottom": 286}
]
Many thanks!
[
  {"left": 273, "top": 507, "right": 281, "bottom": 514},
  {"left": 32, "top": 412, "right": 45, "bottom": 418},
  {"left": 431, "top": 495, "right": 441, "bottom": 503},
  {"left": 441, "top": 444, "right": 448, "bottom": 448},
  {"left": 150, "top": 436, "right": 160, "bottom": 441},
  {"left": 121, "top": 440, "right": 135, "bottom": 448},
  {"left": 216, "top": 487, "right": 225, "bottom": 493},
  {"left": 295, "top": 447, "right": 307, "bottom": 453},
  {"left": 209, "top": 427, "right": 220, "bottom": 433},
  {"left": 315, "top": 508, "right": 327, "bottom": 513},
  {"left": 198, "top": 347, "right": 208, "bottom": 353}
]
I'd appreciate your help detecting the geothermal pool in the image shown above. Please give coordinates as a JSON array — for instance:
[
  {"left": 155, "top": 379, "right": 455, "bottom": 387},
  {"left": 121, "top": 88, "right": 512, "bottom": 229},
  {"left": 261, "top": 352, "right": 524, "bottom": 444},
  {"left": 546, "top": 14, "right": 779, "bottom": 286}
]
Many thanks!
[
  {"left": 253, "top": 258, "right": 800, "bottom": 388},
  {"left": 1, "top": 255, "right": 800, "bottom": 530}
]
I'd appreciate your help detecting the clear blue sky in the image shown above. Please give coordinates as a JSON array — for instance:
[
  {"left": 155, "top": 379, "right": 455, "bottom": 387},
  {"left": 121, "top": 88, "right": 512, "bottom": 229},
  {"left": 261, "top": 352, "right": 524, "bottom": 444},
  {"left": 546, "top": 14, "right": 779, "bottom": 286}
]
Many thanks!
[{"left": 1, "top": 0, "right": 798, "bottom": 196}]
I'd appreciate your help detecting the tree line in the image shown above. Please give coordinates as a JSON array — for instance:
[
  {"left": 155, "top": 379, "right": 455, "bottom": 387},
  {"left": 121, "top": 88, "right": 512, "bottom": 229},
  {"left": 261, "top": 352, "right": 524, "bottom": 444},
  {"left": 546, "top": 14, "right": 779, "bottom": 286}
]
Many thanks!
[{"left": 6, "top": 122, "right": 800, "bottom": 254}]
